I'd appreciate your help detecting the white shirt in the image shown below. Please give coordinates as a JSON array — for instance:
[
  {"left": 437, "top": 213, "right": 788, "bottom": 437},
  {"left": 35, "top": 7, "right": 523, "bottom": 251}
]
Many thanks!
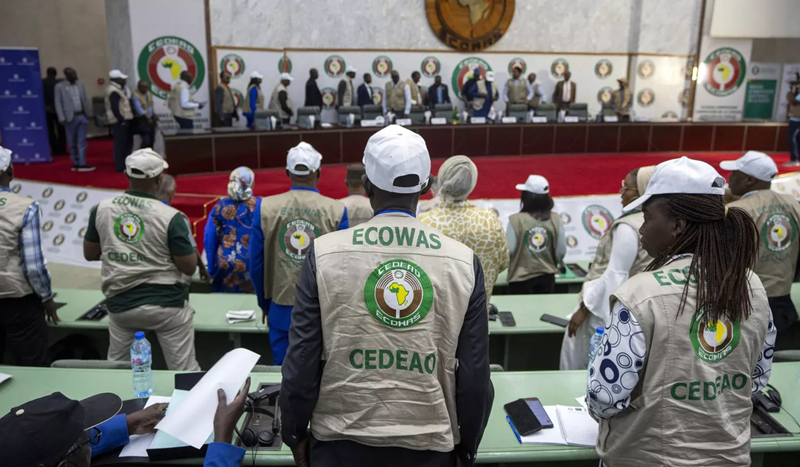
[
  {"left": 581, "top": 223, "right": 639, "bottom": 322},
  {"left": 403, "top": 83, "right": 417, "bottom": 116},
  {"left": 180, "top": 87, "right": 199, "bottom": 110},
  {"left": 562, "top": 80, "right": 571, "bottom": 102}
]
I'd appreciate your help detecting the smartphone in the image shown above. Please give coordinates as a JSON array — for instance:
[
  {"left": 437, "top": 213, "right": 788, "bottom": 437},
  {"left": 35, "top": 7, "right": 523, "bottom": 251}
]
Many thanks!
[
  {"left": 504, "top": 398, "right": 543, "bottom": 436},
  {"left": 540, "top": 314, "right": 569, "bottom": 328},
  {"left": 498, "top": 311, "right": 516, "bottom": 327},
  {"left": 525, "top": 397, "right": 554, "bottom": 429}
]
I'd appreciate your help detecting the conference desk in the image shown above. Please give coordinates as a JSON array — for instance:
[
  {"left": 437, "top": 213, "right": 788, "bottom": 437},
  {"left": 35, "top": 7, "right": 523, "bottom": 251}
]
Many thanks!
[
  {"left": 0, "top": 363, "right": 797, "bottom": 465},
  {"left": 163, "top": 121, "right": 789, "bottom": 177},
  {"left": 493, "top": 261, "right": 589, "bottom": 295}
]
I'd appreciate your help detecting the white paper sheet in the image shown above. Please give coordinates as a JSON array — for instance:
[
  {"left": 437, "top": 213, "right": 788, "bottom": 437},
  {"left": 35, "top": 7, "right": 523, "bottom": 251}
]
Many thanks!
[
  {"left": 0, "top": 373, "right": 11, "bottom": 385},
  {"left": 118, "top": 396, "right": 172, "bottom": 458},
  {"left": 149, "top": 390, "right": 214, "bottom": 450},
  {"left": 517, "top": 406, "right": 598, "bottom": 447},
  {"left": 575, "top": 396, "right": 588, "bottom": 410},
  {"left": 518, "top": 406, "right": 567, "bottom": 445},
  {"left": 155, "top": 348, "right": 260, "bottom": 449}
]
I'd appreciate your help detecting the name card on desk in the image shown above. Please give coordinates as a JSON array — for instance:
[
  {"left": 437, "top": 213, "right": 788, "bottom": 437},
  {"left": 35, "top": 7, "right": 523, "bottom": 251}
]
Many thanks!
[
  {"left": 501, "top": 116, "right": 517, "bottom": 124},
  {"left": 396, "top": 118, "right": 413, "bottom": 126},
  {"left": 431, "top": 117, "right": 447, "bottom": 125},
  {"left": 360, "top": 119, "right": 379, "bottom": 127},
  {"left": 564, "top": 116, "right": 580, "bottom": 123},
  {"left": 603, "top": 116, "right": 619, "bottom": 122},
  {"left": 471, "top": 117, "right": 486, "bottom": 124},
  {"left": 532, "top": 116, "right": 548, "bottom": 123}
]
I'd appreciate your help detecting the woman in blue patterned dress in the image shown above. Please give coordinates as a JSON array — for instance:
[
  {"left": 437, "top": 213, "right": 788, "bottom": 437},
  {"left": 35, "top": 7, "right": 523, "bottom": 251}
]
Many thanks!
[{"left": 203, "top": 167, "right": 260, "bottom": 293}]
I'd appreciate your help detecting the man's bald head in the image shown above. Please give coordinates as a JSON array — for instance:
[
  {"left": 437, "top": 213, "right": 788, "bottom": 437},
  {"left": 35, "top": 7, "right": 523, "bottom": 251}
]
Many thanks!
[{"left": 156, "top": 173, "right": 176, "bottom": 204}]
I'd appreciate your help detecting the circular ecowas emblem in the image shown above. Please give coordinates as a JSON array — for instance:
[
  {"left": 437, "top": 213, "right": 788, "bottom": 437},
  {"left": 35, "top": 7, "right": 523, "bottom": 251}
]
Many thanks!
[
  {"left": 662, "top": 111, "right": 679, "bottom": 118},
  {"left": 690, "top": 314, "right": 741, "bottom": 363},
  {"left": 64, "top": 212, "right": 77, "bottom": 224},
  {"left": 594, "top": 59, "right": 613, "bottom": 79},
  {"left": 597, "top": 87, "right": 613, "bottom": 104},
  {"left": 762, "top": 214, "right": 796, "bottom": 252},
  {"left": 582, "top": 205, "right": 615, "bottom": 240},
  {"left": 421, "top": 56, "right": 442, "bottom": 78},
  {"left": 78, "top": 227, "right": 87, "bottom": 239},
  {"left": 231, "top": 89, "right": 244, "bottom": 108},
  {"left": 372, "top": 55, "right": 393, "bottom": 78},
  {"left": 42, "top": 220, "right": 53, "bottom": 232},
  {"left": 320, "top": 87, "right": 337, "bottom": 108},
  {"left": 508, "top": 57, "right": 526, "bottom": 75},
  {"left": 703, "top": 47, "right": 746, "bottom": 97},
  {"left": 42, "top": 187, "right": 53, "bottom": 198},
  {"left": 53, "top": 234, "right": 65, "bottom": 246},
  {"left": 637, "top": 60, "right": 655, "bottom": 79},
  {"left": 280, "top": 219, "right": 319, "bottom": 260},
  {"left": 679, "top": 88, "right": 690, "bottom": 108},
  {"left": 524, "top": 226, "right": 549, "bottom": 253},
  {"left": 550, "top": 58, "right": 569, "bottom": 78},
  {"left": 364, "top": 259, "right": 433, "bottom": 329},
  {"left": 11, "top": 183, "right": 21, "bottom": 193},
  {"left": 220, "top": 53, "right": 245, "bottom": 78},
  {"left": 277, "top": 56, "right": 292, "bottom": 74},
  {"left": 323, "top": 55, "right": 346, "bottom": 78},
  {"left": 566, "top": 235, "right": 578, "bottom": 248},
  {"left": 76, "top": 191, "right": 88, "bottom": 203},
  {"left": 425, "top": 0, "right": 515, "bottom": 52},
  {"left": 137, "top": 36, "right": 205, "bottom": 99},
  {"left": 371, "top": 87, "right": 384, "bottom": 105},
  {"left": 560, "top": 213, "right": 571, "bottom": 225},
  {"left": 452, "top": 57, "right": 491, "bottom": 98},
  {"left": 54, "top": 200, "right": 65, "bottom": 211},
  {"left": 114, "top": 212, "right": 145, "bottom": 244},
  {"left": 637, "top": 88, "right": 655, "bottom": 107}
]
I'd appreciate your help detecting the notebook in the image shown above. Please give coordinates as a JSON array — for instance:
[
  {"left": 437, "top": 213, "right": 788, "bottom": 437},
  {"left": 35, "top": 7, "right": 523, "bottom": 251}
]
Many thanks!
[{"left": 507, "top": 405, "right": 598, "bottom": 447}]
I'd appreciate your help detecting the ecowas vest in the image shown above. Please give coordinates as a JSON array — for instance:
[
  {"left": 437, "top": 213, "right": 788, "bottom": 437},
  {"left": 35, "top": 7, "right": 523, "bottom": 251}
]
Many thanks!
[
  {"left": 105, "top": 85, "right": 133, "bottom": 124},
  {"left": 339, "top": 195, "right": 373, "bottom": 227},
  {"left": 167, "top": 81, "right": 196, "bottom": 120},
  {"left": 218, "top": 85, "right": 235, "bottom": 114},
  {"left": 385, "top": 82, "right": 405, "bottom": 112},
  {"left": 95, "top": 193, "right": 191, "bottom": 299},
  {"left": 258, "top": 190, "right": 344, "bottom": 306},
  {"left": 583, "top": 211, "right": 651, "bottom": 284},
  {"left": 242, "top": 84, "right": 264, "bottom": 114},
  {"left": 0, "top": 192, "right": 34, "bottom": 298},
  {"left": 311, "top": 213, "right": 475, "bottom": 452},
  {"left": 507, "top": 212, "right": 559, "bottom": 282},
  {"left": 268, "top": 83, "right": 292, "bottom": 119},
  {"left": 133, "top": 90, "right": 154, "bottom": 116},
  {"left": 728, "top": 189, "right": 800, "bottom": 297},
  {"left": 339, "top": 77, "right": 354, "bottom": 106},
  {"left": 600, "top": 256, "right": 770, "bottom": 467},
  {"left": 505, "top": 79, "right": 528, "bottom": 104}
]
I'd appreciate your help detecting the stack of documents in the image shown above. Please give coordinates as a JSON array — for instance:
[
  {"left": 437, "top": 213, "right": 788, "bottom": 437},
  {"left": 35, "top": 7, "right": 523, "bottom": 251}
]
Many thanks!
[
  {"left": 226, "top": 310, "right": 255, "bottom": 324},
  {"left": 508, "top": 405, "right": 598, "bottom": 447}
]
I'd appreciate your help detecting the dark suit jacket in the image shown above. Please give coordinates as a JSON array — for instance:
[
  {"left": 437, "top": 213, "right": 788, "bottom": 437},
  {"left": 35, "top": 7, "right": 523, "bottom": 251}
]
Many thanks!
[
  {"left": 427, "top": 84, "right": 451, "bottom": 108},
  {"left": 305, "top": 78, "right": 322, "bottom": 108},
  {"left": 357, "top": 83, "right": 373, "bottom": 107},
  {"left": 552, "top": 81, "right": 577, "bottom": 107}
]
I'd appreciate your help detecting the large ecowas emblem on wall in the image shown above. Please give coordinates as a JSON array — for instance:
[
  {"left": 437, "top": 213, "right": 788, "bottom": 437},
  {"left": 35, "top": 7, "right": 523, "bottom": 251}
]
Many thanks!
[
  {"left": 426, "top": 0, "right": 515, "bottom": 51},
  {"left": 137, "top": 36, "right": 206, "bottom": 100}
]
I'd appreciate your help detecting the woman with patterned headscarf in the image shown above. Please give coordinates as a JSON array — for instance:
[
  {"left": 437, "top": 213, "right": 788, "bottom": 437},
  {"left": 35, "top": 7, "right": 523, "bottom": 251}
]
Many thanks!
[{"left": 203, "top": 167, "right": 259, "bottom": 293}]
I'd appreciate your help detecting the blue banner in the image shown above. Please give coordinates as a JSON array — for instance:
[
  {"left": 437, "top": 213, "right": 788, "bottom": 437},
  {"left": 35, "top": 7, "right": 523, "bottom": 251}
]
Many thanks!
[{"left": 0, "top": 48, "right": 51, "bottom": 164}]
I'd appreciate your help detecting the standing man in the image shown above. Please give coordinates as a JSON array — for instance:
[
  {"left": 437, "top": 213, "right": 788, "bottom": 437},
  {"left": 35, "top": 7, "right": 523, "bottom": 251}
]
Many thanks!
[
  {"left": 461, "top": 69, "right": 481, "bottom": 105},
  {"left": 83, "top": 149, "right": 200, "bottom": 371},
  {"left": 42, "top": 67, "right": 65, "bottom": 155},
  {"left": 167, "top": 71, "right": 203, "bottom": 130},
  {"left": 157, "top": 174, "right": 211, "bottom": 283},
  {"left": 552, "top": 71, "right": 576, "bottom": 111},
  {"left": 427, "top": 75, "right": 451, "bottom": 109},
  {"left": 722, "top": 151, "right": 800, "bottom": 337},
  {"left": 503, "top": 66, "right": 532, "bottom": 106},
  {"left": 357, "top": 73, "right": 374, "bottom": 108},
  {"left": 468, "top": 71, "right": 499, "bottom": 119},
  {"left": 280, "top": 125, "right": 493, "bottom": 467},
  {"left": 55, "top": 67, "right": 95, "bottom": 172},
  {"left": 242, "top": 71, "right": 264, "bottom": 128},
  {"left": 526, "top": 73, "right": 545, "bottom": 108},
  {"left": 305, "top": 68, "right": 323, "bottom": 108},
  {"left": 249, "top": 142, "right": 347, "bottom": 365},
  {"left": 785, "top": 75, "right": 800, "bottom": 167},
  {"left": 214, "top": 71, "right": 238, "bottom": 127},
  {"left": 105, "top": 70, "right": 134, "bottom": 173},
  {"left": 611, "top": 77, "right": 632, "bottom": 121},
  {"left": 132, "top": 80, "right": 157, "bottom": 149},
  {"left": 337, "top": 66, "right": 356, "bottom": 108},
  {"left": 339, "top": 163, "right": 373, "bottom": 227},
  {"left": 0, "top": 147, "right": 59, "bottom": 367},
  {"left": 269, "top": 73, "right": 294, "bottom": 125},
  {"left": 384, "top": 70, "right": 405, "bottom": 117},
  {"left": 404, "top": 71, "right": 422, "bottom": 117}
]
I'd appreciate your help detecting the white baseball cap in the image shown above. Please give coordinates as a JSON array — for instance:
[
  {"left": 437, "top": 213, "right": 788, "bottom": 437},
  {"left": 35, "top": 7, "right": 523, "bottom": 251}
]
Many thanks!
[
  {"left": 109, "top": 69, "right": 128, "bottom": 79},
  {"left": 280, "top": 73, "right": 293, "bottom": 81},
  {"left": 346, "top": 66, "right": 357, "bottom": 74},
  {"left": 125, "top": 148, "right": 169, "bottom": 179},
  {"left": 0, "top": 145, "right": 11, "bottom": 173},
  {"left": 516, "top": 175, "right": 549, "bottom": 194},
  {"left": 623, "top": 156, "right": 726, "bottom": 212},
  {"left": 287, "top": 142, "right": 322, "bottom": 175},
  {"left": 719, "top": 151, "right": 778, "bottom": 182},
  {"left": 250, "top": 71, "right": 264, "bottom": 79},
  {"left": 363, "top": 125, "right": 431, "bottom": 194},
  {"left": 485, "top": 71, "right": 495, "bottom": 82}
]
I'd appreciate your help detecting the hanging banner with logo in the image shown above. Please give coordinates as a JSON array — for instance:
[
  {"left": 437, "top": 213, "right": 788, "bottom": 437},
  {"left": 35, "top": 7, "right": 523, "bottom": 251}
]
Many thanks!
[
  {"left": 0, "top": 48, "right": 51, "bottom": 164},
  {"left": 776, "top": 63, "right": 800, "bottom": 122},
  {"left": 129, "top": 0, "right": 210, "bottom": 129},
  {"left": 629, "top": 55, "right": 692, "bottom": 120},
  {"left": 694, "top": 37, "right": 753, "bottom": 121},
  {"left": 743, "top": 63, "right": 780, "bottom": 120}
]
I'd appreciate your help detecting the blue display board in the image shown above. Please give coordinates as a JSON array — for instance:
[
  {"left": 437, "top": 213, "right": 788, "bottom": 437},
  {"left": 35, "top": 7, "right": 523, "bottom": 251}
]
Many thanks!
[{"left": 0, "top": 48, "right": 51, "bottom": 164}]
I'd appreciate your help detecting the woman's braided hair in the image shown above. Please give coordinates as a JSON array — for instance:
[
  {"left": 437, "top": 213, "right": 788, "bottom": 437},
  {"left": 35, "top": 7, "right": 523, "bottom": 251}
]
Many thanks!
[{"left": 645, "top": 194, "right": 758, "bottom": 322}]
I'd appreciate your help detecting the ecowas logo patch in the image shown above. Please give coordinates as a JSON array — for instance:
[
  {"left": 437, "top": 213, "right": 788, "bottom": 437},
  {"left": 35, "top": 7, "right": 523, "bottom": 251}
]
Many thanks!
[
  {"left": 220, "top": 53, "right": 245, "bottom": 78},
  {"left": 762, "top": 213, "right": 796, "bottom": 252},
  {"left": 114, "top": 213, "right": 145, "bottom": 244},
  {"left": 372, "top": 56, "right": 393, "bottom": 78},
  {"left": 582, "top": 205, "right": 614, "bottom": 240},
  {"left": 703, "top": 47, "right": 746, "bottom": 97},
  {"left": 280, "top": 219, "right": 318, "bottom": 260},
  {"left": 137, "top": 36, "right": 205, "bottom": 99},
  {"left": 690, "top": 314, "right": 741, "bottom": 363},
  {"left": 364, "top": 259, "right": 433, "bottom": 329},
  {"left": 524, "top": 226, "right": 549, "bottom": 253}
]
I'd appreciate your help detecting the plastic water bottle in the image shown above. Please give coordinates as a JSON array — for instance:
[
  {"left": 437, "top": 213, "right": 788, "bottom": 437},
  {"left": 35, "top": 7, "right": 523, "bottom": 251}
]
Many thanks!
[
  {"left": 588, "top": 327, "right": 605, "bottom": 373},
  {"left": 131, "top": 331, "right": 153, "bottom": 398}
]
